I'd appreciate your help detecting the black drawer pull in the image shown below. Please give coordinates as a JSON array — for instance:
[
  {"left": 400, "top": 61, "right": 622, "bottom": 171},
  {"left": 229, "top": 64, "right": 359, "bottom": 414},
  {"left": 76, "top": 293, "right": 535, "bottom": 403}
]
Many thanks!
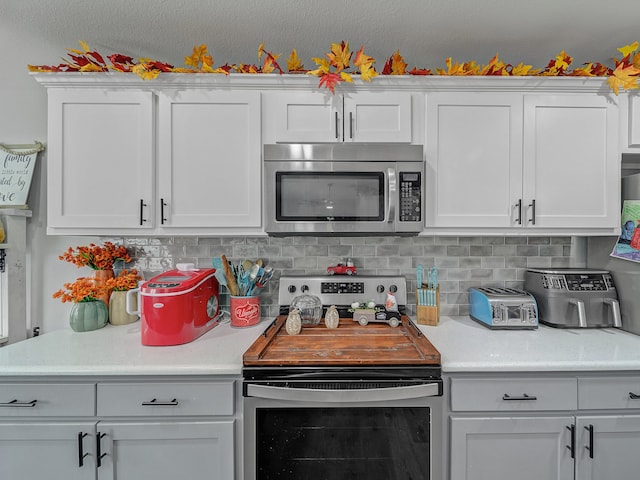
[
  {"left": 585, "top": 424, "right": 594, "bottom": 459},
  {"left": 141, "top": 398, "right": 178, "bottom": 406},
  {"left": 0, "top": 399, "right": 37, "bottom": 407},
  {"left": 630, "top": 392, "right": 640, "bottom": 400},
  {"left": 77, "top": 432, "right": 89, "bottom": 467},
  {"left": 566, "top": 425, "right": 575, "bottom": 459},
  {"left": 502, "top": 393, "right": 537, "bottom": 401}
]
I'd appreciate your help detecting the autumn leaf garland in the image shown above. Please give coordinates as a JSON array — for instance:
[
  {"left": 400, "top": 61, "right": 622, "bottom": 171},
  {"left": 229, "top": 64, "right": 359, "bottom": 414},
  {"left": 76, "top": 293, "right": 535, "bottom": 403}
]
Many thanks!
[{"left": 28, "top": 39, "right": 640, "bottom": 94}]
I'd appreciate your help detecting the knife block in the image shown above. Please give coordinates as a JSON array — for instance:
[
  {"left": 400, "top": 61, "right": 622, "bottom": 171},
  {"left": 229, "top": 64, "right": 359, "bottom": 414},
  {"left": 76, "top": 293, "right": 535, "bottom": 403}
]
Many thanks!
[{"left": 416, "top": 285, "right": 440, "bottom": 326}]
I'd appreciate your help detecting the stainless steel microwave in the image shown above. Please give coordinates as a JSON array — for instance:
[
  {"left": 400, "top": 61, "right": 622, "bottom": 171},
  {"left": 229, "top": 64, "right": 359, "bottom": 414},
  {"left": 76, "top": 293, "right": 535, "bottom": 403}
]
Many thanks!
[{"left": 264, "top": 143, "right": 424, "bottom": 236}]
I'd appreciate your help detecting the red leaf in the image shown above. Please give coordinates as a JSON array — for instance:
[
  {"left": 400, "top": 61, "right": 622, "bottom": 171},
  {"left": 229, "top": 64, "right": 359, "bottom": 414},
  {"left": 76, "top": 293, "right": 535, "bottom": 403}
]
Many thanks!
[
  {"left": 408, "top": 67, "right": 432, "bottom": 76},
  {"left": 318, "top": 72, "right": 341, "bottom": 93},
  {"left": 88, "top": 51, "right": 105, "bottom": 65},
  {"left": 381, "top": 57, "right": 393, "bottom": 75}
]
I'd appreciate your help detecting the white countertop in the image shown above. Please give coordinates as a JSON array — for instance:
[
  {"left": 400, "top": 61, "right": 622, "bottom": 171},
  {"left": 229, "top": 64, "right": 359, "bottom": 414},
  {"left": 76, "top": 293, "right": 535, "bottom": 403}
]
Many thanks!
[
  {"left": 418, "top": 316, "right": 640, "bottom": 373},
  {"left": 2, "top": 316, "right": 640, "bottom": 377},
  {"left": 0, "top": 319, "right": 267, "bottom": 377}
]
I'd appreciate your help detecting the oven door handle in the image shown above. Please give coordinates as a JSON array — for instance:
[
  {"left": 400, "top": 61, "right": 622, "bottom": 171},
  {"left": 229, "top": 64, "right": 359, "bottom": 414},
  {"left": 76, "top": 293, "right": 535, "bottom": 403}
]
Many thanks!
[{"left": 246, "top": 383, "right": 440, "bottom": 403}]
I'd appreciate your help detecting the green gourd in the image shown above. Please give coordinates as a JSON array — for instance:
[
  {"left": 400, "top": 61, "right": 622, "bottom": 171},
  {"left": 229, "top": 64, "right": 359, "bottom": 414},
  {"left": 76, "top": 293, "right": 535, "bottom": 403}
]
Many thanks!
[{"left": 69, "top": 300, "right": 109, "bottom": 332}]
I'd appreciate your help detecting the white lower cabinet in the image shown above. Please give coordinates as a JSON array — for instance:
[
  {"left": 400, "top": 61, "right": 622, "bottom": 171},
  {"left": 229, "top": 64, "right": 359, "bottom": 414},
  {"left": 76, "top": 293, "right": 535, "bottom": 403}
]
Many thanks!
[
  {"left": 0, "top": 378, "right": 237, "bottom": 480},
  {"left": 97, "top": 420, "right": 234, "bottom": 480},
  {"left": 449, "top": 375, "right": 640, "bottom": 480},
  {"left": 450, "top": 416, "right": 574, "bottom": 480}
]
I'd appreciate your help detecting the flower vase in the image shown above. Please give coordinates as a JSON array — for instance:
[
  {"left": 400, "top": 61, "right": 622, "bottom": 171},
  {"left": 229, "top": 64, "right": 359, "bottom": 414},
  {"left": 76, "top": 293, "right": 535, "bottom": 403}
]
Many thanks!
[
  {"left": 69, "top": 300, "right": 109, "bottom": 332},
  {"left": 109, "top": 290, "right": 139, "bottom": 325},
  {"left": 94, "top": 269, "right": 114, "bottom": 306}
]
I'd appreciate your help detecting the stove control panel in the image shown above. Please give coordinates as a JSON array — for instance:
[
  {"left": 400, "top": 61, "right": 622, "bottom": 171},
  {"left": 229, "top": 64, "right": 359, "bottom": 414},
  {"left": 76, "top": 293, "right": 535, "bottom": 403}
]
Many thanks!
[{"left": 279, "top": 275, "right": 407, "bottom": 307}]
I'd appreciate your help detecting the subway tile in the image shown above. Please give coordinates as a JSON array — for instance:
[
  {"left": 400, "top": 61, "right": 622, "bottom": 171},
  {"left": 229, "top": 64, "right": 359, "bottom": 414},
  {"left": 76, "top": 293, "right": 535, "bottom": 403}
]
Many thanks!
[{"left": 469, "top": 245, "right": 492, "bottom": 256}]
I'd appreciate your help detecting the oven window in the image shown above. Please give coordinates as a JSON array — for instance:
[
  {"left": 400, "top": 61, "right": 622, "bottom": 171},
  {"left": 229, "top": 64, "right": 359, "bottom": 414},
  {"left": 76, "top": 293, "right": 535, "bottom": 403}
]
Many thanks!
[
  {"left": 276, "top": 172, "right": 385, "bottom": 221},
  {"left": 256, "top": 407, "right": 430, "bottom": 480}
]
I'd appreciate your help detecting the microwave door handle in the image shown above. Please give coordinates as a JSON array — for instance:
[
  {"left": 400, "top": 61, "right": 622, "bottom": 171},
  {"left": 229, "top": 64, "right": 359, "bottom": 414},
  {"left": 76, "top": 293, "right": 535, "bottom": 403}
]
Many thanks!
[{"left": 387, "top": 168, "right": 396, "bottom": 223}]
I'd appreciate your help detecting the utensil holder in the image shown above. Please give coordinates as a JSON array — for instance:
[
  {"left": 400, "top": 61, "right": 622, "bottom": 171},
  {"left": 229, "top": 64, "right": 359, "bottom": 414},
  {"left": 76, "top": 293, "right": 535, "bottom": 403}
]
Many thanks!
[
  {"left": 416, "top": 285, "right": 440, "bottom": 326},
  {"left": 230, "top": 295, "right": 261, "bottom": 328}
]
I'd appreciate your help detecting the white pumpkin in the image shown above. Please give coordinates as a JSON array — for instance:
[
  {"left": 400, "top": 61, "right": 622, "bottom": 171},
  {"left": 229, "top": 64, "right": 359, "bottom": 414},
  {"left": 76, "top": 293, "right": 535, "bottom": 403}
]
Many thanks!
[
  {"left": 324, "top": 305, "right": 340, "bottom": 329},
  {"left": 285, "top": 308, "right": 302, "bottom": 335}
]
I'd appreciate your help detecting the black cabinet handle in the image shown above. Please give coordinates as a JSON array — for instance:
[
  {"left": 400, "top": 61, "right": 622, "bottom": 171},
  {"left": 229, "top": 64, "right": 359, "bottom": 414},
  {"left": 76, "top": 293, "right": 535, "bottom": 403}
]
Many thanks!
[
  {"left": 585, "top": 424, "right": 594, "bottom": 459},
  {"left": 141, "top": 398, "right": 179, "bottom": 406},
  {"left": 502, "top": 393, "right": 537, "bottom": 401},
  {"left": 630, "top": 392, "right": 640, "bottom": 399},
  {"left": 0, "top": 399, "right": 37, "bottom": 407},
  {"left": 335, "top": 111, "right": 340, "bottom": 139},
  {"left": 515, "top": 199, "right": 522, "bottom": 225},
  {"left": 77, "top": 432, "right": 89, "bottom": 467},
  {"left": 139, "top": 199, "right": 147, "bottom": 225},
  {"left": 529, "top": 199, "right": 536, "bottom": 225},
  {"left": 349, "top": 112, "right": 353, "bottom": 139},
  {"left": 160, "top": 198, "right": 168, "bottom": 224},
  {"left": 96, "top": 432, "right": 107, "bottom": 467},
  {"left": 566, "top": 425, "right": 575, "bottom": 459}
]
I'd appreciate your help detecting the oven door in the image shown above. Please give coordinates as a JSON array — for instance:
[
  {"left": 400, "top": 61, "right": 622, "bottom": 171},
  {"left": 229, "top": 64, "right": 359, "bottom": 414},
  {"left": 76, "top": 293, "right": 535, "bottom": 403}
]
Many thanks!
[{"left": 243, "top": 382, "right": 443, "bottom": 480}]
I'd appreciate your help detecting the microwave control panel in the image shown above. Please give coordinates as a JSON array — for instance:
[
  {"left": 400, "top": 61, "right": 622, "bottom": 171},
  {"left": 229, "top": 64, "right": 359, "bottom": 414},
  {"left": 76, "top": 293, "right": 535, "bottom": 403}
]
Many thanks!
[{"left": 399, "top": 172, "right": 421, "bottom": 222}]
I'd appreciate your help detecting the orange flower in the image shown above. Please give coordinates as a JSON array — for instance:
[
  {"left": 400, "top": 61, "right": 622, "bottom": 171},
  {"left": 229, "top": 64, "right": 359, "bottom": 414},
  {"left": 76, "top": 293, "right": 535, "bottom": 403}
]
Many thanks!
[
  {"left": 59, "top": 242, "right": 132, "bottom": 270},
  {"left": 52, "top": 277, "right": 109, "bottom": 303},
  {"left": 104, "top": 269, "right": 142, "bottom": 291}
]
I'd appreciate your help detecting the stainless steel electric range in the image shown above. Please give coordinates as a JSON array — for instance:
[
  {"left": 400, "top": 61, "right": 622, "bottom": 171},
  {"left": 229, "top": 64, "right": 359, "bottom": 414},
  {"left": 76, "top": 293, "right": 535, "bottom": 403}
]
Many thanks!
[{"left": 242, "top": 275, "right": 443, "bottom": 480}]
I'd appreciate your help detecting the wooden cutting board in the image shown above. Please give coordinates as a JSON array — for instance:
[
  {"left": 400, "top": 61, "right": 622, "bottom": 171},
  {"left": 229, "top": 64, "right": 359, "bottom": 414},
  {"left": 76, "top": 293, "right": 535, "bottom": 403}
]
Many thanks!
[{"left": 243, "top": 316, "right": 441, "bottom": 366}]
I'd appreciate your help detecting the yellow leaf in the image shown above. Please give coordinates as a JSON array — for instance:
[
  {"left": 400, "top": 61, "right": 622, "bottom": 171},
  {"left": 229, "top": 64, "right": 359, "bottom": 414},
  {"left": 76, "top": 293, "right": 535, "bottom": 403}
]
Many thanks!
[
  {"left": 257, "top": 42, "right": 265, "bottom": 60},
  {"left": 309, "top": 57, "right": 331, "bottom": 76},
  {"left": 632, "top": 52, "right": 640, "bottom": 69},
  {"left": 353, "top": 45, "right": 375, "bottom": 68},
  {"left": 618, "top": 41, "right": 639, "bottom": 58},
  {"left": 359, "top": 62, "right": 378, "bottom": 82},
  {"left": 326, "top": 41, "right": 351, "bottom": 72},
  {"left": 511, "top": 63, "right": 538, "bottom": 76},
  {"left": 340, "top": 71, "right": 353, "bottom": 83},
  {"left": 79, "top": 63, "right": 104, "bottom": 72},
  {"left": 79, "top": 40, "right": 91, "bottom": 53},
  {"left": 607, "top": 62, "right": 640, "bottom": 95},
  {"left": 390, "top": 50, "right": 407, "bottom": 75},
  {"left": 554, "top": 50, "right": 573, "bottom": 71},
  {"left": 131, "top": 64, "right": 160, "bottom": 80},
  {"left": 287, "top": 49, "right": 304, "bottom": 72}
]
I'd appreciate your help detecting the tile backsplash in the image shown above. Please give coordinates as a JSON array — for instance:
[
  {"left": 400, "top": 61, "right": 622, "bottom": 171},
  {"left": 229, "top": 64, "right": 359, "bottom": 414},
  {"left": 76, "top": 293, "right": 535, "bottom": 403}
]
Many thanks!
[{"left": 114, "top": 235, "right": 575, "bottom": 318}]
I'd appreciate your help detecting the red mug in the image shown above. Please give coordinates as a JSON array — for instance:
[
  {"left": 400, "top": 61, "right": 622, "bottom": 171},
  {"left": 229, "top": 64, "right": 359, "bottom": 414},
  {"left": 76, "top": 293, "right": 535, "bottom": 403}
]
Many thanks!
[{"left": 230, "top": 296, "right": 260, "bottom": 327}]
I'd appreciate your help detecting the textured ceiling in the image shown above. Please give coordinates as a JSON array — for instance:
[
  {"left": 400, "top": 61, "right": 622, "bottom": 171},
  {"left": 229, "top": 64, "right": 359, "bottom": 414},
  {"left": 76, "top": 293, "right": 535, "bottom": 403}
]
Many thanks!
[{"left": 4, "top": 0, "right": 640, "bottom": 72}]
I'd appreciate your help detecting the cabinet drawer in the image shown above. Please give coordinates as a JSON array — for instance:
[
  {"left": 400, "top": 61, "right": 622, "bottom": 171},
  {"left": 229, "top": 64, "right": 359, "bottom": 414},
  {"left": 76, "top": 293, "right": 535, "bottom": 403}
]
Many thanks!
[
  {"left": 0, "top": 383, "right": 95, "bottom": 417},
  {"left": 578, "top": 376, "right": 640, "bottom": 410},
  {"left": 97, "top": 381, "right": 235, "bottom": 417},
  {"left": 451, "top": 377, "right": 577, "bottom": 412}
]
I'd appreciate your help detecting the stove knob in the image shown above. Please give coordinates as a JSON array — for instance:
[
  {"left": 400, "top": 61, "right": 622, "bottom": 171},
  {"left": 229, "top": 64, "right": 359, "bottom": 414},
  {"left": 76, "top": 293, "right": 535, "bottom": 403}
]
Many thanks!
[
  {"left": 377, "top": 285, "right": 385, "bottom": 293},
  {"left": 288, "top": 285, "right": 297, "bottom": 294},
  {"left": 389, "top": 284, "right": 398, "bottom": 293},
  {"left": 301, "top": 285, "right": 309, "bottom": 293}
]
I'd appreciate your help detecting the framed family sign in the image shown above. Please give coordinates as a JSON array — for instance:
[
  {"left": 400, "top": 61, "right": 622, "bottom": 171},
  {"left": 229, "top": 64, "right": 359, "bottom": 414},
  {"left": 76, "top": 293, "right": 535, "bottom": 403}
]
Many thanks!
[{"left": 0, "top": 141, "right": 44, "bottom": 208}]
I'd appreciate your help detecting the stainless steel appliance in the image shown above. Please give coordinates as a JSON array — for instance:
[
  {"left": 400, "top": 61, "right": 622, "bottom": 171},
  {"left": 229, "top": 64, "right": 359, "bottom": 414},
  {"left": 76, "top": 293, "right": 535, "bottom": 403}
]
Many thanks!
[
  {"left": 469, "top": 287, "right": 538, "bottom": 329},
  {"left": 264, "top": 143, "right": 424, "bottom": 236},
  {"left": 242, "top": 275, "right": 443, "bottom": 480},
  {"left": 524, "top": 268, "right": 621, "bottom": 328}
]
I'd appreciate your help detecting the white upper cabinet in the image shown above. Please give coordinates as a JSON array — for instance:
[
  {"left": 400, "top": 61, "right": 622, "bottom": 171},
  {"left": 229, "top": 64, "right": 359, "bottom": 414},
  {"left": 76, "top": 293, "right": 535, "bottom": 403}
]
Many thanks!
[
  {"left": 621, "top": 93, "right": 640, "bottom": 152},
  {"left": 426, "top": 92, "right": 523, "bottom": 228},
  {"left": 47, "top": 89, "right": 154, "bottom": 231},
  {"left": 426, "top": 89, "right": 620, "bottom": 235},
  {"left": 157, "top": 90, "right": 261, "bottom": 230},
  {"left": 523, "top": 94, "right": 619, "bottom": 230},
  {"left": 265, "top": 91, "right": 412, "bottom": 143}
]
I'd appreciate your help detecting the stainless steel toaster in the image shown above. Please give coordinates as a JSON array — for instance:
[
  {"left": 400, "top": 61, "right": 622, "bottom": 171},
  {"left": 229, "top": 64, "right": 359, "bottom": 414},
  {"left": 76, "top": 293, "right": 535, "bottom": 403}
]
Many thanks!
[
  {"left": 469, "top": 287, "right": 538, "bottom": 329},
  {"left": 524, "top": 268, "right": 622, "bottom": 328}
]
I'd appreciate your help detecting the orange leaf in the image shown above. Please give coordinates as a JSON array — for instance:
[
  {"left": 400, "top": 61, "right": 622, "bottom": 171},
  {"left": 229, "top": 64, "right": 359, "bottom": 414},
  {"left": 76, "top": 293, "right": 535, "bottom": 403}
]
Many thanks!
[
  {"left": 408, "top": 67, "right": 432, "bottom": 76},
  {"left": 607, "top": 62, "right": 640, "bottom": 95},
  {"left": 287, "top": 49, "right": 305, "bottom": 72},
  {"left": 318, "top": 72, "right": 341, "bottom": 93},
  {"left": 326, "top": 41, "right": 352, "bottom": 72}
]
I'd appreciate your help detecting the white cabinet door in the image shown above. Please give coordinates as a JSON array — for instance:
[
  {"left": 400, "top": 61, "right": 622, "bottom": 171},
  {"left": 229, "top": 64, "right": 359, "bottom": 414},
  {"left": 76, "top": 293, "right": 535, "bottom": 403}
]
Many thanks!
[
  {"left": 269, "top": 91, "right": 412, "bottom": 143},
  {"left": 0, "top": 421, "right": 97, "bottom": 480},
  {"left": 523, "top": 95, "right": 619, "bottom": 229},
  {"left": 426, "top": 93, "right": 523, "bottom": 227},
  {"left": 450, "top": 416, "right": 574, "bottom": 480},
  {"left": 575, "top": 415, "right": 640, "bottom": 480},
  {"left": 269, "top": 91, "right": 341, "bottom": 142},
  {"left": 157, "top": 91, "right": 261, "bottom": 228},
  {"left": 344, "top": 92, "right": 412, "bottom": 142},
  {"left": 624, "top": 94, "right": 640, "bottom": 150},
  {"left": 96, "top": 420, "right": 234, "bottom": 480},
  {"left": 47, "top": 89, "right": 154, "bottom": 230}
]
